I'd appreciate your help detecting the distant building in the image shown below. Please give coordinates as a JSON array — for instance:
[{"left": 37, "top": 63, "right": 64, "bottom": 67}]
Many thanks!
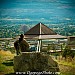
[
  {"left": 68, "top": 36, "right": 75, "bottom": 50},
  {"left": 68, "top": 36, "right": 75, "bottom": 44}
]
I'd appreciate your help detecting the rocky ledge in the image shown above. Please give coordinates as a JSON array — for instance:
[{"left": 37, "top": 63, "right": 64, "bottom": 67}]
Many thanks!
[{"left": 14, "top": 52, "right": 59, "bottom": 73}]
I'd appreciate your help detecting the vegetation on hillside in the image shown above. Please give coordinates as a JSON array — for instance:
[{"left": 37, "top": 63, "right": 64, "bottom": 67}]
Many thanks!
[
  {"left": 0, "top": 50, "right": 15, "bottom": 75},
  {"left": 62, "top": 46, "right": 75, "bottom": 59},
  {"left": 0, "top": 24, "right": 75, "bottom": 38}
]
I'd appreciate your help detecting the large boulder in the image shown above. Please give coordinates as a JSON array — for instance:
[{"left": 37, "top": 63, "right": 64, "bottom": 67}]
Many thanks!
[{"left": 14, "top": 52, "right": 59, "bottom": 73}]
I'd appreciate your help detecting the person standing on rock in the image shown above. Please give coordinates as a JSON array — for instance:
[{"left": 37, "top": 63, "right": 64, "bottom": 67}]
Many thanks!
[{"left": 14, "top": 34, "right": 29, "bottom": 55}]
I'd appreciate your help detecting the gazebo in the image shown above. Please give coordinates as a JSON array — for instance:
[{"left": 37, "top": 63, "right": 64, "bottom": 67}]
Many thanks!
[{"left": 24, "top": 22, "right": 67, "bottom": 52}]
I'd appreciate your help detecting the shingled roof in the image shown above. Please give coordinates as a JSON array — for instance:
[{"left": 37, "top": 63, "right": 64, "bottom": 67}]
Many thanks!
[{"left": 25, "top": 23, "right": 57, "bottom": 35}]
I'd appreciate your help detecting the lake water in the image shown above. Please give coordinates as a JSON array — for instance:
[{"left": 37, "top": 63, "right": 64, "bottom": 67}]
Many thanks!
[{"left": 0, "top": 0, "right": 75, "bottom": 26}]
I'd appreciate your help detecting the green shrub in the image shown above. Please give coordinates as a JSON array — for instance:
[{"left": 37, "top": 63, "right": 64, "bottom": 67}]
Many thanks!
[{"left": 62, "top": 46, "right": 75, "bottom": 59}]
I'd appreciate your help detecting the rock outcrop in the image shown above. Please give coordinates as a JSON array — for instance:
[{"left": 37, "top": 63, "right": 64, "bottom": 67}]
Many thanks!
[{"left": 14, "top": 52, "right": 59, "bottom": 73}]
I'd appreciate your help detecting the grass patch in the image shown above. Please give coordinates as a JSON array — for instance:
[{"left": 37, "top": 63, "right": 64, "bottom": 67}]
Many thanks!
[
  {"left": 0, "top": 50, "right": 15, "bottom": 74},
  {"left": 55, "top": 59, "right": 75, "bottom": 68},
  {"left": 53, "top": 56, "right": 75, "bottom": 75}
]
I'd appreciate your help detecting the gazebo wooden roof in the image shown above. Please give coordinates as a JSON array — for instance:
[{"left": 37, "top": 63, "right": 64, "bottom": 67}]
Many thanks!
[
  {"left": 25, "top": 22, "right": 57, "bottom": 35},
  {"left": 24, "top": 22, "right": 66, "bottom": 39}
]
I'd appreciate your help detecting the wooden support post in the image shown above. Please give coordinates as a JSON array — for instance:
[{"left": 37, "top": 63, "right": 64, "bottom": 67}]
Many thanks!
[{"left": 36, "top": 39, "right": 42, "bottom": 52}]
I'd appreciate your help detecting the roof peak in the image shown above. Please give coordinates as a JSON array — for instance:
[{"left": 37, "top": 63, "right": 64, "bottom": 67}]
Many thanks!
[{"left": 25, "top": 23, "right": 57, "bottom": 35}]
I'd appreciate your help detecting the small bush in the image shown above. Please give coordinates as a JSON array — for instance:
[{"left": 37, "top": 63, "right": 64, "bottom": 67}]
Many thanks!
[{"left": 62, "top": 46, "right": 75, "bottom": 59}]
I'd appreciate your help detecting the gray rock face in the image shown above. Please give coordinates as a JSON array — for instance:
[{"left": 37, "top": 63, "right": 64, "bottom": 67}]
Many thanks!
[{"left": 14, "top": 52, "right": 59, "bottom": 73}]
